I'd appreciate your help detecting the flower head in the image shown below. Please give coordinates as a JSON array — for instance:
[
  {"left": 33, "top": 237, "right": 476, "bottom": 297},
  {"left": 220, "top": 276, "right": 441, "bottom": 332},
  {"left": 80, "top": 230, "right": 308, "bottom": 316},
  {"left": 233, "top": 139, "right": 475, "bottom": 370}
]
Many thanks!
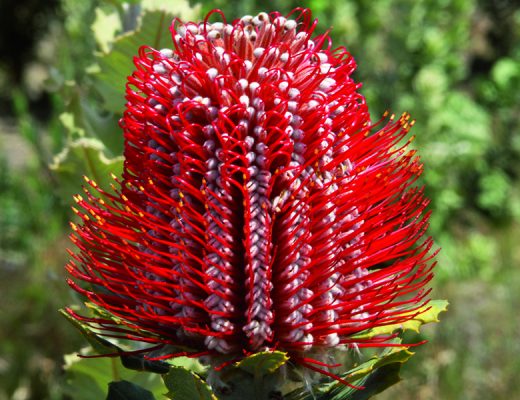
[{"left": 67, "top": 9, "right": 435, "bottom": 371}]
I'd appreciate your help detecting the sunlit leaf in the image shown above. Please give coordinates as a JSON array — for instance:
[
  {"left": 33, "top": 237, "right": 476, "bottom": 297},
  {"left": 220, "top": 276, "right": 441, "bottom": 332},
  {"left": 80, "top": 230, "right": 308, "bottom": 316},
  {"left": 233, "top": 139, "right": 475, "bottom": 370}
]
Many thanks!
[
  {"left": 166, "top": 356, "right": 206, "bottom": 374},
  {"left": 60, "top": 308, "right": 122, "bottom": 355},
  {"left": 142, "top": 0, "right": 201, "bottom": 15},
  {"left": 92, "top": 7, "right": 122, "bottom": 53},
  {"left": 283, "top": 347, "right": 411, "bottom": 400},
  {"left": 235, "top": 351, "right": 288, "bottom": 376},
  {"left": 163, "top": 366, "right": 217, "bottom": 400},
  {"left": 351, "top": 300, "right": 449, "bottom": 340},
  {"left": 94, "top": 0, "right": 200, "bottom": 113},
  {"left": 50, "top": 136, "right": 123, "bottom": 197},
  {"left": 284, "top": 300, "right": 448, "bottom": 399}
]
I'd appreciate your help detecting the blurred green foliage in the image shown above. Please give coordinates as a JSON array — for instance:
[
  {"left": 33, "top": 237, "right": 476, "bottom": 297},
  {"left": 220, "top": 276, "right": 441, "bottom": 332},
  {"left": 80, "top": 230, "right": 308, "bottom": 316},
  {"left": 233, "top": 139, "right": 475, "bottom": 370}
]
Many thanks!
[{"left": 1, "top": 0, "right": 520, "bottom": 399}]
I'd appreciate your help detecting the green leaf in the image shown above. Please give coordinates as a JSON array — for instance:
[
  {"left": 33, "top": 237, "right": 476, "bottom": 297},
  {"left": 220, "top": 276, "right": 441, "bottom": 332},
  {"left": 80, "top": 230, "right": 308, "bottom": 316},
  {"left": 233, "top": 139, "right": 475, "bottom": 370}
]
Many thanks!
[
  {"left": 344, "top": 347, "right": 413, "bottom": 383},
  {"left": 60, "top": 308, "right": 122, "bottom": 355},
  {"left": 94, "top": 10, "right": 172, "bottom": 113},
  {"left": 62, "top": 354, "right": 165, "bottom": 400},
  {"left": 492, "top": 58, "right": 519, "bottom": 89},
  {"left": 163, "top": 366, "right": 217, "bottom": 400},
  {"left": 92, "top": 7, "right": 122, "bottom": 53},
  {"left": 106, "top": 380, "right": 156, "bottom": 400},
  {"left": 328, "top": 363, "right": 403, "bottom": 400},
  {"left": 284, "top": 347, "right": 412, "bottom": 400},
  {"left": 50, "top": 136, "right": 123, "bottom": 198},
  {"left": 93, "top": 0, "right": 200, "bottom": 114},
  {"left": 62, "top": 353, "right": 111, "bottom": 400},
  {"left": 141, "top": 0, "right": 201, "bottom": 15},
  {"left": 351, "top": 300, "right": 449, "bottom": 340},
  {"left": 61, "top": 307, "right": 173, "bottom": 375},
  {"left": 120, "top": 354, "right": 171, "bottom": 375},
  {"left": 93, "top": 7, "right": 174, "bottom": 113},
  {"left": 236, "top": 351, "right": 289, "bottom": 376},
  {"left": 166, "top": 356, "right": 206, "bottom": 374},
  {"left": 61, "top": 81, "right": 123, "bottom": 155}
]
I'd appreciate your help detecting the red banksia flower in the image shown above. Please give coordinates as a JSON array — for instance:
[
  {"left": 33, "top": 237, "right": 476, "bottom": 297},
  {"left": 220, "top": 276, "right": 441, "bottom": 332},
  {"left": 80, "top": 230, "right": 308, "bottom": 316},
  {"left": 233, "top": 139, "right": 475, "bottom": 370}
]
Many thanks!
[{"left": 66, "top": 9, "right": 435, "bottom": 379}]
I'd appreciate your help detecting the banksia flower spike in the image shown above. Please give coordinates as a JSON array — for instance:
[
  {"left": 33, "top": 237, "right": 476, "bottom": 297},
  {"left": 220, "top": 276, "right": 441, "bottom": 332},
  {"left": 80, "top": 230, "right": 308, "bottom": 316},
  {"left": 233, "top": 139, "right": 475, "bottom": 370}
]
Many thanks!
[{"left": 66, "top": 9, "right": 436, "bottom": 386}]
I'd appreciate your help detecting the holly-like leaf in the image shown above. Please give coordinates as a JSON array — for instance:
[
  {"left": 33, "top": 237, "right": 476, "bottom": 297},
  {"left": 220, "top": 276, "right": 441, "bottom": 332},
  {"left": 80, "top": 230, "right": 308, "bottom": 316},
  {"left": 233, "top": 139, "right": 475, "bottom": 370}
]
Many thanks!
[
  {"left": 236, "top": 351, "right": 289, "bottom": 377},
  {"left": 92, "top": 7, "right": 122, "bottom": 53},
  {"left": 344, "top": 347, "right": 413, "bottom": 382},
  {"left": 60, "top": 84, "right": 123, "bottom": 155},
  {"left": 328, "top": 363, "right": 403, "bottom": 400},
  {"left": 163, "top": 366, "right": 217, "bottom": 400},
  {"left": 351, "top": 299, "right": 449, "bottom": 340},
  {"left": 166, "top": 356, "right": 206, "bottom": 374},
  {"left": 284, "top": 300, "right": 447, "bottom": 399},
  {"left": 283, "top": 347, "right": 411, "bottom": 400},
  {"left": 50, "top": 136, "right": 123, "bottom": 198},
  {"left": 141, "top": 0, "right": 201, "bottom": 15},
  {"left": 60, "top": 308, "right": 122, "bottom": 355},
  {"left": 93, "top": 10, "right": 170, "bottom": 113},
  {"left": 93, "top": 0, "right": 200, "bottom": 114},
  {"left": 106, "top": 380, "right": 156, "bottom": 400}
]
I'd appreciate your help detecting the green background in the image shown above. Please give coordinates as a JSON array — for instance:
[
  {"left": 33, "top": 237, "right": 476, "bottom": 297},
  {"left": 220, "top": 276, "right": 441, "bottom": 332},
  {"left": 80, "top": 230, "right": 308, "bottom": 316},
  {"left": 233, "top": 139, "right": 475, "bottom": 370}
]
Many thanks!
[{"left": 1, "top": 0, "right": 519, "bottom": 398}]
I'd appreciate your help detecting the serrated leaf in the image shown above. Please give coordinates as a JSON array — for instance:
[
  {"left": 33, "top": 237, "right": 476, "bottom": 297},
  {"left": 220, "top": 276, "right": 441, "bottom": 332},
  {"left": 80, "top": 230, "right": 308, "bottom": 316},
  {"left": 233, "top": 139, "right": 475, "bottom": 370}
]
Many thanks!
[
  {"left": 327, "top": 363, "right": 403, "bottom": 400},
  {"left": 93, "top": 0, "right": 200, "bottom": 114},
  {"left": 60, "top": 308, "right": 122, "bottom": 355},
  {"left": 92, "top": 8, "right": 122, "bottom": 53},
  {"left": 163, "top": 366, "right": 217, "bottom": 400},
  {"left": 236, "top": 351, "right": 289, "bottom": 376},
  {"left": 345, "top": 347, "right": 413, "bottom": 382},
  {"left": 50, "top": 136, "right": 123, "bottom": 198},
  {"left": 284, "top": 341, "right": 416, "bottom": 400},
  {"left": 106, "top": 380, "right": 156, "bottom": 400},
  {"left": 166, "top": 356, "right": 206, "bottom": 374},
  {"left": 61, "top": 81, "right": 123, "bottom": 155},
  {"left": 142, "top": 0, "right": 201, "bottom": 15},
  {"left": 61, "top": 307, "right": 173, "bottom": 374},
  {"left": 351, "top": 299, "right": 449, "bottom": 340},
  {"left": 93, "top": 10, "right": 171, "bottom": 113}
]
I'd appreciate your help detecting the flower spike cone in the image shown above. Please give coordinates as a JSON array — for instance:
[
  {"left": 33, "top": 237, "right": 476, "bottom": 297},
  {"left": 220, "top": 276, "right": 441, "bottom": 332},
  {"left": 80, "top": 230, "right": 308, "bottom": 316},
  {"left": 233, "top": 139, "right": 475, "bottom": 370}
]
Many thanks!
[{"left": 65, "top": 9, "right": 440, "bottom": 394}]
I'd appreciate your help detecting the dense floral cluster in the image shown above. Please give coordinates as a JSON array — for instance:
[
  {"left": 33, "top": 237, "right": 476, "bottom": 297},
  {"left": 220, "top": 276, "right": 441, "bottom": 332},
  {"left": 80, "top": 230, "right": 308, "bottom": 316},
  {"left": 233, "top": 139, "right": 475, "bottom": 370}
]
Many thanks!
[{"left": 66, "top": 9, "right": 435, "bottom": 372}]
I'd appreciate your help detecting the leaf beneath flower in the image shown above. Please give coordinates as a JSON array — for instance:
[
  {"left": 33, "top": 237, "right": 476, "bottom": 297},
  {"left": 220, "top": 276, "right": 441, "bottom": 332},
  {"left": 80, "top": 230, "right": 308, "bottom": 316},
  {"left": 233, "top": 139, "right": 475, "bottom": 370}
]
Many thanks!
[
  {"left": 62, "top": 353, "right": 165, "bottom": 400},
  {"left": 163, "top": 366, "right": 217, "bottom": 400},
  {"left": 284, "top": 299, "right": 448, "bottom": 399},
  {"left": 106, "top": 380, "right": 156, "bottom": 400},
  {"left": 236, "top": 351, "right": 289, "bottom": 376},
  {"left": 350, "top": 299, "right": 449, "bottom": 340}
]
